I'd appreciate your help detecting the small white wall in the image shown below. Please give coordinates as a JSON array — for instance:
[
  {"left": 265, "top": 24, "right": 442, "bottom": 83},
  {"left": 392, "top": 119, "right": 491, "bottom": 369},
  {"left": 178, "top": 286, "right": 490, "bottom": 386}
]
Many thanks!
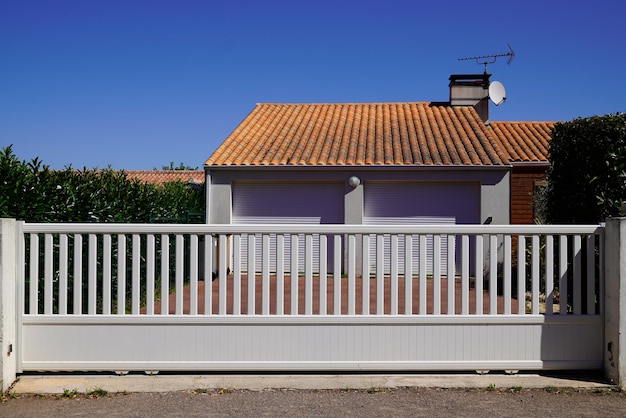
[{"left": 0, "top": 219, "right": 18, "bottom": 392}]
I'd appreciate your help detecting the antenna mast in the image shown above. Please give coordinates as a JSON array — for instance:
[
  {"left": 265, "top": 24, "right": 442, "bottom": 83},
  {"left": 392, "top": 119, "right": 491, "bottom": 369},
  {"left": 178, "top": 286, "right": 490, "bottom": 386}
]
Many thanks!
[{"left": 458, "top": 44, "right": 515, "bottom": 73}]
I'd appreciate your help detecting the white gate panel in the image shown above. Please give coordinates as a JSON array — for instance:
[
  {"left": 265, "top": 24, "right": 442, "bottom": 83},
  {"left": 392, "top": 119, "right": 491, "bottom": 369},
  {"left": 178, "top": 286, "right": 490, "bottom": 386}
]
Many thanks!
[
  {"left": 20, "top": 316, "right": 603, "bottom": 371},
  {"left": 232, "top": 182, "right": 344, "bottom": 273}
]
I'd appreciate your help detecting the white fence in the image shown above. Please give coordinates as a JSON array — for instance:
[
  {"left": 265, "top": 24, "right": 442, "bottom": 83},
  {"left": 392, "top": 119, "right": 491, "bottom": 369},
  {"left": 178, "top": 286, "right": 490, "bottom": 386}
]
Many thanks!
[{"left": 17, "top": 222, "right": 604, "bottom": 373}]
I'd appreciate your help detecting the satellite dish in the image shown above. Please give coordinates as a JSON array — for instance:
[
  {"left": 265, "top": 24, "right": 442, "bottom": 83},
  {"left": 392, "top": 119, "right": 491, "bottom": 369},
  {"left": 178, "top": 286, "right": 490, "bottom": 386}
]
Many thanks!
[{"left": 489, "top": 81, "right": 506, "bottom": 106}]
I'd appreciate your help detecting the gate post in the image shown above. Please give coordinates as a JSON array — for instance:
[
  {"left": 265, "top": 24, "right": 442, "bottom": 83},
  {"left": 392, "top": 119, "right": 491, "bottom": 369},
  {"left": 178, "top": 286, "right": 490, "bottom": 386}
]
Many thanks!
[
  {"left": 0, "top": 218, "right": 18, "bottom": 392},
  {"left": 605, "top": 217, "right": 626, "bottom": 387}
]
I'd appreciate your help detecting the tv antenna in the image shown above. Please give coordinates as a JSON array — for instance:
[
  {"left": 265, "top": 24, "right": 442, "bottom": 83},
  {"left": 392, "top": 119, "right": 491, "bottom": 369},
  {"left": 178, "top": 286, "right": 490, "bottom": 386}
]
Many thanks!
[{"left": 458, "top": 44, "right": 515, "bottom": 73}]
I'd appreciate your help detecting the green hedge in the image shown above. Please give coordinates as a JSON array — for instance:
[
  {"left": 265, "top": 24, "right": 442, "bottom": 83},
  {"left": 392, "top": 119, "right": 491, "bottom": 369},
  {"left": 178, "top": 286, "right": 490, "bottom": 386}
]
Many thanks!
[
  {"left": 545, "top": 113, "right": 626, "bottom": 224},
  {"left": 0, "top": 145, "right": 204, "bottom": 223}
]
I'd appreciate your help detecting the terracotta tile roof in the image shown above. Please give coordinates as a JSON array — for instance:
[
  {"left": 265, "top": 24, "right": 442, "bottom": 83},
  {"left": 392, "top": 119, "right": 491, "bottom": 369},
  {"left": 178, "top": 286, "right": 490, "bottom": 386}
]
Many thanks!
[
  {"left": 489, "top": 121, "right": 554, "bottom": 163},
  {"left": 205, "top": 103, "right": 508, "bottom": 167},
  {"left": 125, "top": 170, "right": 204, "bottom": 184}
]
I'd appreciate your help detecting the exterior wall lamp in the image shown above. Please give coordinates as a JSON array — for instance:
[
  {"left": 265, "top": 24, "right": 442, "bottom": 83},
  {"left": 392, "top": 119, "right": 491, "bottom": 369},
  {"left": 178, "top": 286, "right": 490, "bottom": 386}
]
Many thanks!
[{"left": 348, "top": 176, "right": 361, "bottom": 188}]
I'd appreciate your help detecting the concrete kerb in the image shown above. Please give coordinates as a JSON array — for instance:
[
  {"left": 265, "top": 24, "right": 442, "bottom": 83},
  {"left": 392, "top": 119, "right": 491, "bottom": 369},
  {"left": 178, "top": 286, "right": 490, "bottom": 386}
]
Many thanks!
[{"left": 10, "top": 373, "right": 613, "bottom": 395}]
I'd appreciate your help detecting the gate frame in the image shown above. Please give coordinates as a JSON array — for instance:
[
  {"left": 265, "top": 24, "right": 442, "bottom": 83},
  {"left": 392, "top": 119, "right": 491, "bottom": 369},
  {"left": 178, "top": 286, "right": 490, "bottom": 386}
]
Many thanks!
[{"left": 2, "top": 218, "right": 626, "bottom": 391}]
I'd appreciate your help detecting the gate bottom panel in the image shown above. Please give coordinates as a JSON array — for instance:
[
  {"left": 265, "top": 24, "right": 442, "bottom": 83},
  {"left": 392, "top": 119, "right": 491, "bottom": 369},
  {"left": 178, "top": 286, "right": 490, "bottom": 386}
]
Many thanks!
[{"left": 20, "top": 315, "right": 603, "bottom": 372}]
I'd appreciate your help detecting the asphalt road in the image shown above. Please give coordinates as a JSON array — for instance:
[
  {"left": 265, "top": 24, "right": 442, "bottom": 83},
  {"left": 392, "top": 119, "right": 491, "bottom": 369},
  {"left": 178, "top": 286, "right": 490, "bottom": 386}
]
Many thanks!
[{"left": 2, "top": 387, "right": 626, "bottom": 417}]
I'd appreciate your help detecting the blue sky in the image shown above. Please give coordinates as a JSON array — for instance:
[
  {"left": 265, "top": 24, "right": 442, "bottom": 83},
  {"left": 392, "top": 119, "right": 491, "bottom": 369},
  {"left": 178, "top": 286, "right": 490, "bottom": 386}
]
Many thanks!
[{"left": 2, "top": 0, "right": 625, "bottom": 170}]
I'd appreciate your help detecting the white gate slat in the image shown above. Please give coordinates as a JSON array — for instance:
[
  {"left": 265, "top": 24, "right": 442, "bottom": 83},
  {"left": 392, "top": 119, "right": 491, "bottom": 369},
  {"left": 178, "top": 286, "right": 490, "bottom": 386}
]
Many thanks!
[
  {"left": 145, "top": 234, "right": 155, "bottom": 315},
  {"left": 290, "top": 235, "right": 298, "bottom": 315},
  {"left": 160, "top": 234, "right": 169, "bottom": 316},
  {"left": 333, "top": 235, "right": 341, "bottom": 315},
  {"left": 503, "top": 235, "right": 512, "bottom": 315},
  {"left": 131, "top": 234, "right": 140, "bottom": 315},
  {"left": 233, "top": 235, "right": 242, "bottom": 315},
  {"left": 116, "top": 234, "right": 125, "bottom": 315},
  {"left": 559, "top": 235, "right": 568, "bottom": 315},
  {"left": 376, "top": 235, "right": 384, "bottom": 315},
  {"left": 263, "top": 234, "right": 271, "bottom": 315},
  {"left": 545, "top": 235, "right": 554, "bottom": 314},
  {"left": 319, "top": 235, "right": 327, "bottom": 315},
  {"left": 44, "top": 234, "right": 53, "bottom": 315},
  {"left": 447, "top": 235, "right": 455, "bottom": 315},
  {"left": 390, "top": 234, "right": 398, "bottom": 315},
  {"left": 586, "top": 234, "right": 595, "bottom": 314},
  {"left": 433, "top": 235, "right": 441, "bottom": 315},
  {"left": 30, "top": 234, "right": 39, "bottom": 314},
  {"left": 405, "top": 235, "right": 413, "bottom": 315},
  {"left": 275, "top": 235, "right": 284, "bottom": 316},
  {"left": 517, "top": 235, "right": 526, "bottom": 315},
  {"left": 418, "top": 235, "right": 427, "bottom": 315},
  {"left": 573, "top": 235, "right": 582, "bottom": 314},
  {"left": 175, "top": 234, "right": 184, "bottom": 315},
  {"left": 348, "top": 234, "right": 356, "bottom": 316},
  {"left": 88, "top": 234, "right": 97, "bottom": 315},
  {"left": 474, "top": 235, "right": 483, "bottom": 315},
  {"left": 189, "top": 235, "right": 198, "bottom": 315},
  {"left": 248, "top": 235, "right": 256, "bottom": 315},
  {"left": 59, "top": 234, "right": 68, "bottom": 315},
  {"left": 461, "top": 235, "right": 469, "bottom": 315},
  {"left": 218, "top": 234, "right": 228, "bottom": 315},
  {"left": 361, "top": 234, "right": 370, "bottom": 315},
  {"left": 71, "top": 234, "right": 82, "bottom": 315},
  {"left": 489, "top": 235, "right": 498, "bottom": 315},
  {"left": 203, "top": 235, "right": 213, "bottom": 315},
  {"left": 532, "top": 235, "right": 540, "bottom": 315},
  {"left": 305, "top": 235, "right": 313, "bottom": 315},
  {"left": 103, "top": 234, "right": 112, "bottom": 315}
]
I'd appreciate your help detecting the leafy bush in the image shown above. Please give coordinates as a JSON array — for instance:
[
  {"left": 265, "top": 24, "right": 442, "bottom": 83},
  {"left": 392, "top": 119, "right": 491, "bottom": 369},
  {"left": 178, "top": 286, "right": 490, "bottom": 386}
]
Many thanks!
[
  {"left": 0, "top": 145, "right": 204, "bottom": 223},
  {"left": 545, "top": 113, "right": 626, "bottom": 224}
]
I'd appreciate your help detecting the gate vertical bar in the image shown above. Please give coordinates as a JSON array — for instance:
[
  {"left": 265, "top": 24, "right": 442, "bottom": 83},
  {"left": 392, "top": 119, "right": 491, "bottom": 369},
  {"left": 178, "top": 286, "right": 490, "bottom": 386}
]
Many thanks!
[
  {"left": 145, "top": 234, "right": 155, "bottom": 315},
  {"left": 29, "top": 234, "right": 38, "bottom": 315},
  {"left": 189, "top": 234, "right": 198, "bottom": 315},
  {"left": 433, "top": 235, "right": 441, "bottom": 315},
  {"left": 103, "top": 234, "right": 112, "bottom": 315},
  {"left": 73, "top": 234, "right": 83, "bottom": 315},
  {"left": 545, "top": 235, "right": 554, "bottom": 314},
  {"left": 418, "top": 235, "right": 426, "bottom": 315},
  {"left": 475, "top": 235, "right": 483, "bottom": 315},
  {"left": 275, "top": 234, "right": 284, "bottom": 315},
  {"left": 59, "top": 234, "right": 68, "bottom": 315},
  {"left": 44, "top": 234, "right": 53, "bottom": 315},
  {"left": 117, "top": 234, "right": 125, "bottom": 315},
  {"left": 404, "top": 235, "right": 413, "bottom": 315},
  {"left": 348, "top": 234, "right": 356, "bottom": 315},
  {"left": 489, "top": 235, "right": 498, "bottom": 315},
  {"left": 361, "top": 234, "right": 370, "bottom": 315},
  {"left": 503, "top": 235, "right": 512, "bottom": 315},
  {"left": 531, "top": 235, "right": 540, "bottom": 315},
  {"left": 517, "top": 235, "right": 526, "bottom": 315},
  {"left": 447, "top": 235, "right": 455, "bottom": 315},
  {"left": 160, "top": 234, "right": 169, "bottom": 315},
  {"left": 319, "top": 234, "right": 327, "bottom": 315},
  {"left": 390, "top": 234, "right": 398, "bottom": 315},
  {"left": 175, "top": 234, "right": 184, "bottom": 315},
  {"left": 461, "top": 235, "right": 469, "bottom": 315},
  {"left": 132, "top": 234, "right": 141, "bottom": 315},
  {"left": 233, "top": 234, "right": 242, "bottom": 315}
]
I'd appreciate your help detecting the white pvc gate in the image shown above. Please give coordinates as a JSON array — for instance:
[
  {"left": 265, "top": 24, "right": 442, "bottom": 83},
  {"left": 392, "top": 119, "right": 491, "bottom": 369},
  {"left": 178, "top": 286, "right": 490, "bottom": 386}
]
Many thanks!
[{"left": 17, "top": 223, "right": 604, "bottom": 373}]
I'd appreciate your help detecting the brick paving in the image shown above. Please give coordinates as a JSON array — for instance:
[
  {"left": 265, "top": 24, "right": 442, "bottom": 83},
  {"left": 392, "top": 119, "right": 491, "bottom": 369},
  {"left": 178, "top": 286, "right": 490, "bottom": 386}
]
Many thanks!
[{"left": 149, "top": 276, "right": 520, "bottom": 315}]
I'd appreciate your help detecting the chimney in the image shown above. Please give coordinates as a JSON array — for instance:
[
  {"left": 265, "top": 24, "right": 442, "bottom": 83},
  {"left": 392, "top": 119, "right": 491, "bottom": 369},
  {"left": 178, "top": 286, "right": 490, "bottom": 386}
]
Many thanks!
[{"left": 449, "top": 73, "right": 491, "bottom": 122}]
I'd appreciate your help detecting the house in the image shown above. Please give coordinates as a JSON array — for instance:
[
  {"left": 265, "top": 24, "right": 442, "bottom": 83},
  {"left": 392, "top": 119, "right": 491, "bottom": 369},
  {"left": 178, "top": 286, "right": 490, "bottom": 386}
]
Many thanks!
[
  {"left": 203, "top": 74, "right": 554, "bottom": 272},
  {"left": 125, "top": 170, "right": 204, "bottom": 185},
  {"left": 490, "top": 121, "right": 553, "bottom": 224}
]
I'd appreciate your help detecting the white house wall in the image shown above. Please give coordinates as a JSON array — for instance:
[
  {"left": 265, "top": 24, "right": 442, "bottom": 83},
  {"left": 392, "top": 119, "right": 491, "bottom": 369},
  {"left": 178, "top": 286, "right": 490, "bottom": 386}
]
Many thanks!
[{"left": 207, "top": 167, "right": 510, "bottom": 227}]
